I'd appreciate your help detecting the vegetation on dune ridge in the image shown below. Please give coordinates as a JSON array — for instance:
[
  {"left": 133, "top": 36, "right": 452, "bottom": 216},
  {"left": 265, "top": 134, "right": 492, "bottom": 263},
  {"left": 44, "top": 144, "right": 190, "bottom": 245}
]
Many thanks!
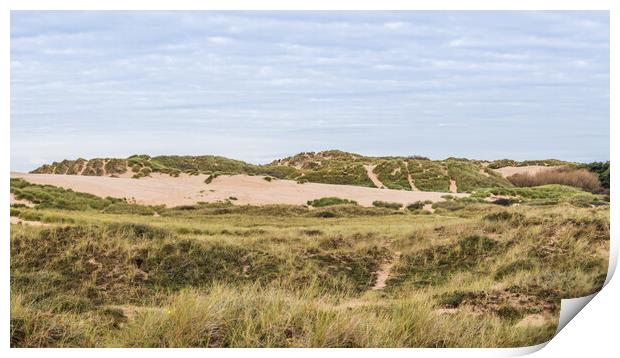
[
  {"left": 29, "top": 151, "right": 606, "bottom": 194},
  {"left": 486, "top": 159, "right": 572, "bottom": 169},
  {"left": 579, "top": 161, "right": 610, "bottom": 189}
]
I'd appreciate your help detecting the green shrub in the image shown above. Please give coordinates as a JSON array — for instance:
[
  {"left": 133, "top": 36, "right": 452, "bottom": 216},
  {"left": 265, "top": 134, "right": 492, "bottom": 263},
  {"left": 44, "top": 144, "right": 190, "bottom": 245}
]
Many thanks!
[
  {"left": 406, "top": 201, "right": 425, "bottom": 211},
  {"left": 432, "top": 201, "right": 465, "bottom": 211},
  {"left": 204, "top": 173, "right": 220, "bottom": 184},
  {"left": 372, "top": 201, "right": 403, "bottom": 209},
  {"left": 104, "top": 159, "right": 127, "bottom": 175},
  {"left": 496, "top": 306, "right": 524, "bottom": 321},
  {"left": 491, "top": 198, "right": 516, "bottom": 206},
  {"left": 458, "top": 235, "right": 497, "bottom": 255},
  {"left": 494, "top": 259, "right": 535, "bottom": 280},
  {"left": 580, "top": 161, "right": 610, "bottom": 189},
  {"left": 314, "top": 211, "right": 339, "bottom": 218},
  {"left": 438, "top": 291, "right": 473, "bottom": 308},
  {"left": 11, "top": 179, "right": 122, "bottom": 211},
  {"left": 101, "top": 202, "right": 156, "bottom": 216},
  {"left": 484, "top": 211, "right": 514, "bottom": 221},
  {"left": 105, "top": 222, "right": 171, "bottom": 241},
  {"left": 307, "top": 197, "right": 358, "bottom": 207},
  {"left": 569, "top": 195, "right": 607, "bottom": 208}
]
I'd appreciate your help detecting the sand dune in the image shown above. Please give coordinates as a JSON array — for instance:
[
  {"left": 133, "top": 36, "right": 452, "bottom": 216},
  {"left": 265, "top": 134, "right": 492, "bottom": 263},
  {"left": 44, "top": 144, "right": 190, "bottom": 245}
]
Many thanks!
[
  {"left": 494, "top": 165, "right": 561, "bottom": 178},
  {"left": 11, "top": 172, "right": 467, "bottom": 208}
]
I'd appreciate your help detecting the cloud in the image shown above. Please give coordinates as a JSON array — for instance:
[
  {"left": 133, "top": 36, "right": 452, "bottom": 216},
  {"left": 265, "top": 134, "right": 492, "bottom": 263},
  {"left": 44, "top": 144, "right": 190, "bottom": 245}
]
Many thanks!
[
  {"left": 206, "top": 36, "right": 231, "bottom": 44},
  {"left": 10, "top": 11, "right": 609, "bottom": 171}
]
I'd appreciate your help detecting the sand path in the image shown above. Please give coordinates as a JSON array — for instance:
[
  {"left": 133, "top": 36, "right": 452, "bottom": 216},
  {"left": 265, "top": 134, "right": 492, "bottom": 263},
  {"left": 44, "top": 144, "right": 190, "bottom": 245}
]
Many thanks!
[
  {"left": 363, "top": 165, "right": 386, "bottom": 189},
  {"left": 372, "top": 252, "right": 401, "bottom": 290},
  {"left": 11, "top": 172, "right": 468, "bottom": 208},
  {"left": 403, "top": 162, "right": 419, "bottom": 191},
  {"left": 449, "top": 180, "right": 458, "bottom": 193}
]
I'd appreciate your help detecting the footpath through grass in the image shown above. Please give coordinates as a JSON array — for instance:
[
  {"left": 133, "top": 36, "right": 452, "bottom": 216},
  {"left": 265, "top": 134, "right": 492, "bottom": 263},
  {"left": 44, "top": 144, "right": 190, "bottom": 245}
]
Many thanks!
[{"left": 10, "top": 179, "right": 610, "bottom": 347}]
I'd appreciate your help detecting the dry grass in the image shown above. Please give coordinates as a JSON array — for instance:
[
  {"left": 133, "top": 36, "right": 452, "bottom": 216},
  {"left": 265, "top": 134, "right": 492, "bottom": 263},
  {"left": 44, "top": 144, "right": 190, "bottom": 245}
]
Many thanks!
[
  {"left": 10, "top": 179, "right": 609, "bottom": 348},
  {"left": 507, "top": 167, "right": 601, "bottom": 193}
]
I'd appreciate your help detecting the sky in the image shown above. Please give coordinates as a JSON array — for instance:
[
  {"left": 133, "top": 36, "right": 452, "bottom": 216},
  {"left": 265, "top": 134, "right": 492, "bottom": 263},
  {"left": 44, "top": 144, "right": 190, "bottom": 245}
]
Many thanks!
[{"left": 10, "top": 11, "right": 609, "bottom": 171}]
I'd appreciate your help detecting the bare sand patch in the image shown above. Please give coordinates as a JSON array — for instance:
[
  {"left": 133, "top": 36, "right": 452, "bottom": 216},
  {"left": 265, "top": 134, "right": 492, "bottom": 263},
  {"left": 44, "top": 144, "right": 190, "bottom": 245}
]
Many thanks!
[
  {"left": 10, "top": 217, "right": 49, "bottom": 227},
  {"left": 515, "top": 314, "right": 551, "bottom": 328},
  {"left": 11, "top": 172, "right": 467, "bottom": 208},
  {"left": 404, "top": 162, "right": 419, "bottom": 191},
  {"left": 449, "top": 180, "right": 458, "bottom": 193},
  {"left": 372, "top": 252, "right": 401, "bottom": 290},
  {"left": 363, "top": 165, "right": 386, "bottom": 189},
  {"left": 10, "top": 193, "right": 34, "bottom": 207},
  {"left": 493, "top": 166, "right": 561, "bottom": 178}
]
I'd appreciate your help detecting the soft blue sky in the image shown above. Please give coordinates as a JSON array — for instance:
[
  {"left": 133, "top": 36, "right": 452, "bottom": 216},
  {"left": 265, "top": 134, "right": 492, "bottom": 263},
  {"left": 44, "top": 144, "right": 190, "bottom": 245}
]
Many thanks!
[{"left": 10, "top": 11, "right": 609, "bottom": 171}]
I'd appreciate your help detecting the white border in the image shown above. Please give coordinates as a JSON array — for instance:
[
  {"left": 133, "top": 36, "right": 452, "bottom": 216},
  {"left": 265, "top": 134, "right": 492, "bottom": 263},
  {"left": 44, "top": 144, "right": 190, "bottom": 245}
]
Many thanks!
[{"left": 2, "top": 1, "right": 616, "bottom": 357}]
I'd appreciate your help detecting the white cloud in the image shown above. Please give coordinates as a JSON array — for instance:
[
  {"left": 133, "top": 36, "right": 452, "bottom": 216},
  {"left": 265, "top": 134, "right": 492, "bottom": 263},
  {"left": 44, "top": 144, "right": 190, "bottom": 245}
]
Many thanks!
[
  {"left": 9, "top": 11, "right": 610, "bottom": 171},
  {"left": 206, "top": 36, "right": 231, "bottom": 44},
  {"left": 384, "top": 21, "right": 406, "bottom": 30}
]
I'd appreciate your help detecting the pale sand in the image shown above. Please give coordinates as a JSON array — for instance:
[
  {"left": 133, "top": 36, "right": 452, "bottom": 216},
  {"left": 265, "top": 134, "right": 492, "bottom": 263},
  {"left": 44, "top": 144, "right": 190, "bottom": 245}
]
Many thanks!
[
  {"left": 363, "top": 164, "right": 386, "bottom": 189},
  {"left": 449, "top": 179, "right": 458, "bottom": 193},
  {"left": 10, "top": 193, "right": 34, "bottom": 207},
  {"left": 10, "top": 216, "right": 49, "bottom": 226},
  {"left": 372, "top": 252, "right": 401, "bottom": 290},
  {"left": 11, "top": 172, "right": 467, "bottom": 208},
  {"left": 403, "top": 161, "right": 419, "bottom": 191},
  {"left": 494, "top": 166, "right": 561, "bottom": 178},
  {"left": 515, "top": 314, "right": 550, "bottom": 328}
]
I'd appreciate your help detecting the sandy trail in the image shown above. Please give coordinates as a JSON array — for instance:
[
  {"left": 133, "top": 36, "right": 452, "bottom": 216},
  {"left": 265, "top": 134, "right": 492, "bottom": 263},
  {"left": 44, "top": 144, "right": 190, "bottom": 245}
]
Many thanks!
[
  {"left": 11, "top": 172, "right": 468, "bottom": 208},
  {"left": 404, "top": 162, "right": 419, "bottom": 191},
  {"left": 372, "top": 252, "right": 401, "bottom": 290},
  {"left": 493, "top": 166, "right": 561, "bottom": 178},
  {"left": 363, "top": 165, "right": 386, "bottom": 189},
  {"left": 449, "top": 180, "right": 458, "bottom": 193}
]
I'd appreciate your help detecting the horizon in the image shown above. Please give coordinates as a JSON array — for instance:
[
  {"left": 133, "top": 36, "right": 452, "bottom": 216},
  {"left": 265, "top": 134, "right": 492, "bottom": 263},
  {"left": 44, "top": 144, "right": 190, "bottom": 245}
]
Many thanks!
[{"left": 10, "top": 11, "right": 610, "bottom": 172}]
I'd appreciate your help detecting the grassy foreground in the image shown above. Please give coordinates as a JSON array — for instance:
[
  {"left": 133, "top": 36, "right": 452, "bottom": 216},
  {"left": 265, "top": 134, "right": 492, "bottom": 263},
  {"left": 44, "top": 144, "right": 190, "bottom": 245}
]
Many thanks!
[{"left": 10, "top": 180, "right": 609, "bottom": 347}]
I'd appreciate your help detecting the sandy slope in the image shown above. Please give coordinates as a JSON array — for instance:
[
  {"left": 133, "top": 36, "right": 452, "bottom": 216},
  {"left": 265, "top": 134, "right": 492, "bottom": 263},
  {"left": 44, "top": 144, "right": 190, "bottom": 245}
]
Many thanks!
[
  {"left": 494, "top": 165, "right": 561, "bottom": 178},
  {"left": 363, "top": 165, "right": 386, "bottom": 189},
  {"left": 11, "top": 172, "right": 467, "bottom": 208}
]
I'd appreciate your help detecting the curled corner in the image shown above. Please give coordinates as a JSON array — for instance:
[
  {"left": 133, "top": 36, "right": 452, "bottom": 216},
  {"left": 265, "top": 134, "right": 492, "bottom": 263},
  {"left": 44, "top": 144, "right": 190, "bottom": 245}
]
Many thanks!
[
  {"left": 504, "top": 293, "right": 600, "bottom": 356},
  {"left": 502, "top": 341, "right": 548, "bottom": 356},
  {"left": 555, "top": 293, "right": 597, "bottom": 335}
]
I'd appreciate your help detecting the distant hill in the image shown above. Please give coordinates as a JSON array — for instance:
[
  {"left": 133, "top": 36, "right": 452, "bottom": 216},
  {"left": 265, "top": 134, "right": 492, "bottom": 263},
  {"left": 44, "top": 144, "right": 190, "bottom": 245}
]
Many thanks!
[{"left": 30, "top": 150, "right": 573, "bottom": 193}]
